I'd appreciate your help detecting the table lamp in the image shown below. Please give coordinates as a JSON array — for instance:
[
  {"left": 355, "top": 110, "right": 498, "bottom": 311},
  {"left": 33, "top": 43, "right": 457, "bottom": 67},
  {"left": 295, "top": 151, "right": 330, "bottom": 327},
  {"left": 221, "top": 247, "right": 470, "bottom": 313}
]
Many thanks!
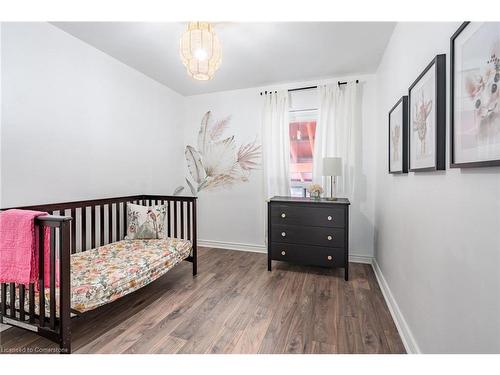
[{"left": 322, "top": 157, "right": 342, "bottom": 201}]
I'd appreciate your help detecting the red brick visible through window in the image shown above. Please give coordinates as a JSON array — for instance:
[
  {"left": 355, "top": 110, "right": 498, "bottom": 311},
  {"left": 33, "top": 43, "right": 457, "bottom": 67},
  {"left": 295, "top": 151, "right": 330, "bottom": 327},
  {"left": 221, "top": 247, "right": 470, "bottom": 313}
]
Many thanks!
[{"left": 289, "top": 120, "right": 316, "bottom": 182}]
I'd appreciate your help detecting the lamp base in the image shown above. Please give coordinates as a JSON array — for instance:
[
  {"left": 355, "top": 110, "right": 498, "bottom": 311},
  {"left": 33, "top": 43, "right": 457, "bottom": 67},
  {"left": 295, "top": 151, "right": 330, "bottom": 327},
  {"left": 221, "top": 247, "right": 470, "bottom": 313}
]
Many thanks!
[{"left": 326, "top": 196, "right": 338, "bottom": 201}]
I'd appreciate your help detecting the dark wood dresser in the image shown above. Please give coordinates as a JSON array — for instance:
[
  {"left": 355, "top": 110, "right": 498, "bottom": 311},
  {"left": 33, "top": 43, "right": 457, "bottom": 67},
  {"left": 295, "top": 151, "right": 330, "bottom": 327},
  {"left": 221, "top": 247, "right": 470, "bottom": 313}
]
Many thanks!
[{"left": 267, "top": 196, "right": 350, "bottom": 280}]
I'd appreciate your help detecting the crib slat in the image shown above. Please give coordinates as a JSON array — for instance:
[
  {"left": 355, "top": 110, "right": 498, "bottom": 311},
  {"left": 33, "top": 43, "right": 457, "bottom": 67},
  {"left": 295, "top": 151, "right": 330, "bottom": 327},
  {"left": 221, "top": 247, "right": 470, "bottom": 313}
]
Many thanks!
[
  {"left": 187, "top": 201, "right": 191, "bottom": 241},
  {"left": 174, "top": 201, "right": 178, "bottom": 237},
  {"left": 50, "top": 227, "right": 56, "bottom": 330},
  {"left": 181, "top": 201, "right": 185, "bottom": 239},
  {"left": 108, "top": 204, "right": 112, "bottom": 244},
  {"left": 100, "top": 205, "right": 105, "bottom": 246},
  {"left": 82, "top": 206, "right": 87, "bottom": 251},
  {"left": 9, "top": 283, "right": 15, "bottom": 318},
  {"left": 167, "top": 201, "right": 171, "bottom": 237},
  {"left": 39, "top": 228, "right": 45, "bottom": 327},
  {"left": 115, "top": 203, "right": 120, "bottom": 242},
  {"left": 1, "top": 283, "right": 6, "bottom": 316},
  {"left": 91, "top": 205, "right": 96, "bottom": 249},
  {"left": 122, "top": 202, "right": 127, "bottom": 238},
  {"left": 29, "top": 284, "right": 35, "bottom": 323},
  {"left": 71, "top": 208, "right": 76, "bottom": 254},
  {"left": 19, "top": 285, "right": 26, "bottom": 321}
]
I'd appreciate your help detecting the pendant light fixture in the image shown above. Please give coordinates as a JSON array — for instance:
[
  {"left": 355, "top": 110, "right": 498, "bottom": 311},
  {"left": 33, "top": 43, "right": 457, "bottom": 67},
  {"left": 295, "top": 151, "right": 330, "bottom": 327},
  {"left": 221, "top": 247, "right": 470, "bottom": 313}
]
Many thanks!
[{"left": 179, "top": 22, "right": 222, "bottom": 81}]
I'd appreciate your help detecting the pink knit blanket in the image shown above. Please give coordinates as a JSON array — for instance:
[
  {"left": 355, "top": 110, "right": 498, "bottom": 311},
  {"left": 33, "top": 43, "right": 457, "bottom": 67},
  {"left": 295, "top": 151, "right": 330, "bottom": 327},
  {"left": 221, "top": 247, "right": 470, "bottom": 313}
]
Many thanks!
[{"left": 0, "top": 209, "right": 52, "bottom": 289}]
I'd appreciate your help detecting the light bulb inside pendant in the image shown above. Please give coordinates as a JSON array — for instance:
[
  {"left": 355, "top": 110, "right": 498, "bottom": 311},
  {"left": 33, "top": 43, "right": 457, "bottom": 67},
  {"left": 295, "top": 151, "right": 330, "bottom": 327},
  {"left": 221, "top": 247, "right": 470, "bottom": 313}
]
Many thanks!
[
  {"left": 179, "top": 22, "right": 222, "bottom": 81},
  {"left": 194, "top": 49, "right": 208, "bottom": 61}
]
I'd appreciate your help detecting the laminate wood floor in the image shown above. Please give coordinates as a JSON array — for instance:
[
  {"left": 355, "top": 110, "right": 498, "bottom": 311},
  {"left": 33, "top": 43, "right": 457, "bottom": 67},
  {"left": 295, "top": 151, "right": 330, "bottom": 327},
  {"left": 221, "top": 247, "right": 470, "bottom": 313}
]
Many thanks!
[{"left": 0, "top": 247, "right": 405, "bottom": 354}]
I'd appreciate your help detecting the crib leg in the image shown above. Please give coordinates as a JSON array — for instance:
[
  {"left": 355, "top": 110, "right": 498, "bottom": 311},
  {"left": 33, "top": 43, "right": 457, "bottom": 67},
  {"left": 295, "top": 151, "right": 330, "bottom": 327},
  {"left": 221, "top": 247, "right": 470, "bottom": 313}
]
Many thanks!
[
  {"left": 192, "top": 200, "right": 198, "bottom": 277},
  {"left": 59, "top": 221, "right": 72, "bottom": 354},
  {"left": 192, "top": 251, "right": 197, "bottom": 276},
  {"left": 60, "top": 338, "right": 71, "bottom": 354}
]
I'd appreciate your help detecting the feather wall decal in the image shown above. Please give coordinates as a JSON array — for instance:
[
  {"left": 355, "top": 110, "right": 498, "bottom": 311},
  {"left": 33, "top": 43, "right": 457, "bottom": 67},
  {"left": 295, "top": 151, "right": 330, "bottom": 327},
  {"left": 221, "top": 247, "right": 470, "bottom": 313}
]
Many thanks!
[
  {"left": 197, "top": 111, "right": 211, "bottom": 155},
  {"left": 180, "top": 111, "right": 261, "bottom": 194},
  {"left": 237, "top": 142, "right": 262, "bottom": 170},
  {"left": 186, "top": 178, "right": 197, "bottom": 196},
  {"left": 209, "top": 116, "right": 231, "bottom": 141},
  {"left": 185, "top": 145, "right": 206, "bottom": 184},
  {"left": 173, "top": 186, "right": 185, "bottom": 196},
  {"left": 203, "top": 136, "right": 237, "bottom": 177}
]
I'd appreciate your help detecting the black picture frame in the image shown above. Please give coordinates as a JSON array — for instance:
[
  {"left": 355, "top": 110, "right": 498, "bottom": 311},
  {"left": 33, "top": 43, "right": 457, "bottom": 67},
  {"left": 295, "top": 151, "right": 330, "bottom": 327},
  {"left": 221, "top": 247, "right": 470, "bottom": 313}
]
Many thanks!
[
  {"left": 450, "top": 22, "right": 500, "bottom": 168},
  {"left": 388, "top": 96, "right": 408, "bottom": 174},
  {"left": 408, "top": 54, "right": 446, "bottom": 172}
]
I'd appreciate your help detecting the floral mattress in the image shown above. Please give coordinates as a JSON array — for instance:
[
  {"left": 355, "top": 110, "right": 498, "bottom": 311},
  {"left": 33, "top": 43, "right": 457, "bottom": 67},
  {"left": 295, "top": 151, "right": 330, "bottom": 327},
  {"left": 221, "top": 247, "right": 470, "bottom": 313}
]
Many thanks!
[{"left": 7, "top": 238, "right": 192, "bottom": 315}]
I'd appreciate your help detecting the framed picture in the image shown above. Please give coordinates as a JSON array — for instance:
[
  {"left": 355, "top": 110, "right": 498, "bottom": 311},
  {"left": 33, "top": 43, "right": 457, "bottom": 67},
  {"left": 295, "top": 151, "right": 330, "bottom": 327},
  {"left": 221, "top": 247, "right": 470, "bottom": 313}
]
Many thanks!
[
  {"left": 450, "top": 22, "right": 500, "bottom": 168},
  {"left": 408, "top": 54, "right": 446, "bottom": 172},
  {"left": 388, "top": 96, "right": 408, "bottom": 174}
]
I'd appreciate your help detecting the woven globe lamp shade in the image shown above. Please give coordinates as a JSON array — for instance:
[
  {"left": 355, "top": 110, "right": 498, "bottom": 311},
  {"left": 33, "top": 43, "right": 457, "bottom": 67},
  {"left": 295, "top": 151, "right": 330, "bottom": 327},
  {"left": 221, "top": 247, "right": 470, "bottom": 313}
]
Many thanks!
[{"left": 180, "top": 22, "right": 222, "bottom": 81}]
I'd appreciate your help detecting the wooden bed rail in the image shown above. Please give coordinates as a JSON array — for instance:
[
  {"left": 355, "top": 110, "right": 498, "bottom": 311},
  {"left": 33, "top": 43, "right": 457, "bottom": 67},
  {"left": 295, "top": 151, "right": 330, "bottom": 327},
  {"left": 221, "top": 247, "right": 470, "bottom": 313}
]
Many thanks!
[{"left": 0, "top": 194, "right": 197, "bottom": 353}]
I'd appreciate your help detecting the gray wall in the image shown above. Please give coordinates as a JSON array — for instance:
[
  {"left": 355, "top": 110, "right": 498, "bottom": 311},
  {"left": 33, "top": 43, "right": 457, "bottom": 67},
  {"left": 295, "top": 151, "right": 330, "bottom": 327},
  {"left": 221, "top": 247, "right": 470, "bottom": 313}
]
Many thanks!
[{"left": 375, "top": 22, "right": 500, "bottom": 353}]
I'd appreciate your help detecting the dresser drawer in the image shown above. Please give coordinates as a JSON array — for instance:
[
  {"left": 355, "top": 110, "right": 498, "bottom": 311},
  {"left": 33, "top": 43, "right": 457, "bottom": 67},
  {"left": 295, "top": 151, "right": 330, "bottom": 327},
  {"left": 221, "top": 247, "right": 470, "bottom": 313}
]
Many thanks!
[
  {"left": 270, "top": 204, "right": 345, "bottom": 228},
  {"left": 271, "top": 243, "right": 345, "bottom": 268},
  {"left": 271, "top": 224, "right": 345, "bottom": 248}
]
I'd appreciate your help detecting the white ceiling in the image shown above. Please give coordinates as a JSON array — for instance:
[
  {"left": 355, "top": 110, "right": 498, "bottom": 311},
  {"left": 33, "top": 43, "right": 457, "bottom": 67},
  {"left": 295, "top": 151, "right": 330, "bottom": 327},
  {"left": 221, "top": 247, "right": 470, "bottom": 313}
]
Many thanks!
[{"left": 52, "top": 22, "right": 395, "bottom": 96}]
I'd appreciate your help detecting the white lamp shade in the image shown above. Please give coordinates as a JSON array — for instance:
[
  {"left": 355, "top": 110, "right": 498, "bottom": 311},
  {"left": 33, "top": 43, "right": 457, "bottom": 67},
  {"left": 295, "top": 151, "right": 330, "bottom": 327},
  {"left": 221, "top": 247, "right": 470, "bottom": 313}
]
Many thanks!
[{"left": 322, "top": 157, "right": 342, "bottom": 176}]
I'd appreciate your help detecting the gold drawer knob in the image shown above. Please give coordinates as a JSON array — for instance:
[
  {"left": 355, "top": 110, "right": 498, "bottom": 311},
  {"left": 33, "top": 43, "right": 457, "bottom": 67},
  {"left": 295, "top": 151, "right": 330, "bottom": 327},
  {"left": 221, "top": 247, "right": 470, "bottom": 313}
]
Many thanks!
[
  {"left": 327, "top": 255, "right": 333, "bottom": 261},
  {"left": 281, "top": 232, "right": 286, "bottom": 237},
  {"left": 281, "top": 213, "right": 286, "bottom": 218},
  {"left": 281, "top": 251, "right": 286, "bottom": 256},
  {"left": 327, "top": 235, "right": 333, "bottom": 241},
  {"left": 327, "top": 215, "right": 333, "bottom": 221}
]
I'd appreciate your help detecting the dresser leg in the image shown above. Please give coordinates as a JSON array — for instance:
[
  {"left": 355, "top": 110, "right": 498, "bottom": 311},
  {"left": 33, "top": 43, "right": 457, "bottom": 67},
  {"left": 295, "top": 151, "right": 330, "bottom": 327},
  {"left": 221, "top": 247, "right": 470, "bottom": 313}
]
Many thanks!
[
  {"left": 268, "top": 258, "right": 271, "bottom": 271},
  {"left": 344, "top": 266, "right": 348, "bottom": 281}
]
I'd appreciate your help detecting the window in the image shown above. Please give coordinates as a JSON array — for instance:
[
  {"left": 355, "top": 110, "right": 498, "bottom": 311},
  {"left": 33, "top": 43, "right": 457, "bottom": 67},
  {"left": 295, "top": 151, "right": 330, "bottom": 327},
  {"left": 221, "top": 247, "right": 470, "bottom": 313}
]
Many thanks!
[{"left": 289, "top": 110, "right": 317, "bottom": 197}]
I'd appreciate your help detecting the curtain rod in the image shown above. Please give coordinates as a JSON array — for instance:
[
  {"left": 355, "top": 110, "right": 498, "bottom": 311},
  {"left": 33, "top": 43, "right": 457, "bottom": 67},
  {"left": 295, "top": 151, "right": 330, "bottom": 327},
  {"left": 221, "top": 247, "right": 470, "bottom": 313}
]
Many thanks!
[{"left": 259, "top": 80, "right": 359, "bottom": 95}]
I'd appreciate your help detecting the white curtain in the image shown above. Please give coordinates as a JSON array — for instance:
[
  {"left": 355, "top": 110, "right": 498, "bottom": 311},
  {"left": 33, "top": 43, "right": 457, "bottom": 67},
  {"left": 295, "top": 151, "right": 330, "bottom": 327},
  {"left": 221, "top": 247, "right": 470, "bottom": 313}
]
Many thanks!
[
  {"left": 312, "top": 82, "right": 360, "bottom": 198},
  {"left": 262, "top": 91, "right": 290, "bottom": 198}
]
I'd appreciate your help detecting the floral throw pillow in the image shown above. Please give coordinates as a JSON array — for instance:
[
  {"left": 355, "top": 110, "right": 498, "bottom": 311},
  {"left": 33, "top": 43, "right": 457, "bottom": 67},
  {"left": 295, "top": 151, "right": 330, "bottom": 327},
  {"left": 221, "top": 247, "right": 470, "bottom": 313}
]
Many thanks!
[{"left": 125, "top": 203, "right": 167, "bottom": 240}]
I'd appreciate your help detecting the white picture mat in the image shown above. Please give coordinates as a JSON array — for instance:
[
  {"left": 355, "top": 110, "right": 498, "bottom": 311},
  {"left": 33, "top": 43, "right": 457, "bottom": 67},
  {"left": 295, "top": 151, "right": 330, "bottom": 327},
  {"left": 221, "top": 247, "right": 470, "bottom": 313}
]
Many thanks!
[
  {"left": 410, "top": 66, "right": 436, "bottom": 169},
  {"left": 389, "top": 101, "right": 403, "bottom": 172},
  {"left": 453, "top": 22, "right": 500, "bottom": 164}
]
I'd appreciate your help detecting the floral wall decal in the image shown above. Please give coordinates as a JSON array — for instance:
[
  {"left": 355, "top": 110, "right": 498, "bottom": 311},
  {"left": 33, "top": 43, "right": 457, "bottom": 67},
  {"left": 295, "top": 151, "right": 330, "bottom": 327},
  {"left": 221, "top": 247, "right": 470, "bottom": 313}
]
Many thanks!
[{"left": 174, "top": 111, "right": 261, "bottom": 196}]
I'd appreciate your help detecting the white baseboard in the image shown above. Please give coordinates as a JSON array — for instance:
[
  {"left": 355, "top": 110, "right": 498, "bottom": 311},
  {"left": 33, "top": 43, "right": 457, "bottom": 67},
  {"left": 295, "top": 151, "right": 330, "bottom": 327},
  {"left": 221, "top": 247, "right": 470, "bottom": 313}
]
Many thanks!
[
  {"left": 198, "top": 239, "right": 267, "bottom": 253},
  {"left": 349, "top": 254, "right": 373, "bottom": 264},
  {"left": 372, "top": 258, "right": 421, "bottom": 354},
  {"left": 198, "top": 239, "right": 373, "bottom": 264}
]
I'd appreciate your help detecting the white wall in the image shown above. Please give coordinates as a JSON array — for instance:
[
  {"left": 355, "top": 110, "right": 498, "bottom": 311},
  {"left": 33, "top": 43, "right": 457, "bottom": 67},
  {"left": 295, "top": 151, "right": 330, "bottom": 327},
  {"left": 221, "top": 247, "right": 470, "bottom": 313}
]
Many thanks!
[
  {"left": 183, "top": 75, "right": 378, "bottom": 258},
  {"left": 1, "top": 23, "right": 185, "bottom": 207},
  {"left": 374, "top": 22, "right": 500, "bottom": 353}
]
